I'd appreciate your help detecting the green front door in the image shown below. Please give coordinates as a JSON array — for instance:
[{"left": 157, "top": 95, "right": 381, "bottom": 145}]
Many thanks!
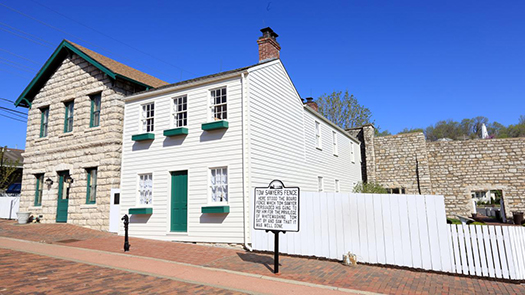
[
  {"left": 171, "top": 171, "right": 188, "bottom": 232},
  {"left": 56, "top": 172, "right": 69, "bottom": 223}
]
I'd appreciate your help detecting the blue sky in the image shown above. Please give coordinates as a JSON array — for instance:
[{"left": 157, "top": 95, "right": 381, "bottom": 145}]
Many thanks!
[{"left": 1, "top": 0, "right": 524, "bottom": 149}]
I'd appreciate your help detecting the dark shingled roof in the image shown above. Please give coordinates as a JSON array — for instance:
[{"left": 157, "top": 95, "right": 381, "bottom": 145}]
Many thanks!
[
  {"left": 67, "top": 40, "right": 168, "bottom": 88},
  {"left": 1, "top": 147, "right": 23, "bottom": 168}
]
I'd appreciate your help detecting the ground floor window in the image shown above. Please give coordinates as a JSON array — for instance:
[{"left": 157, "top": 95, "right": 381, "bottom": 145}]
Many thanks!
[
  {"left": 138, "top": 173, "right": 153, "bottom": 205},
  {"left": 34, "top": 174, "right": 44, "bottom": 206},
  {"left": 86, "top": 168, "right": 97, "bottom": 204},
  {"left": 387, "top": 188, "right": 406, "bottom": 194},
  {"left": 210, "top": 167, "right": 228, "bottom": 203}
]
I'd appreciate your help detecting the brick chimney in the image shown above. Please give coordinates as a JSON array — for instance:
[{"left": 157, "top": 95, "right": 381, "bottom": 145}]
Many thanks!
[
  {"left": 258, "top": 27, "right": 280, "bottom": 62},
  {"left": 304, "top": 97, "right": 318, "bottom": 112}
]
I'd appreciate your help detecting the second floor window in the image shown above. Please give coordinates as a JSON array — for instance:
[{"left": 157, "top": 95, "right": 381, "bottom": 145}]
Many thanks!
[
  {"left": 40, "top": 107, "right": 49, "bottom": 138},
  {"left": 142, "top": 103, "right": 154, "bottom": 132},
  {"left": 315, "top": 121, "right": 321, "bottom": 149},
  {"left": 332, "top": 131, "right": 338, "bottom": 155},
  {"left": 90, "top": 93, "right": 101, "bottom": 127},
  {"left": 318, "top": 176, "right": 324, "bottom": 192},
  {"left": 64, "top": 101, "right": 74, "bottom": 133},
  {"left": 210, "top": 87, "right": 227, "bottom": 121},
  {"left": 172, "top": 96, "right": 187, "bottom": 127}
]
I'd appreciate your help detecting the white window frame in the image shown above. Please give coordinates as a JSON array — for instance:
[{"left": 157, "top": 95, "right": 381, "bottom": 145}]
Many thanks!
[
  {"left": 209, "top": 167, "right": 228, "bottom": 204},
  {"left": 209, "top": 87, "right": 227, "bottom": 122},
  {"left": 332, "top": 131, "right": 338, "bottom": 156},
  {"left": 318, "top": 176, "right": 324, "bottom": 192},
  {"left": 335, "top": 179, "right": 340, "bottom": 193},
  {"left": 137, "top": 173, "right": 153, "bottom": 206},
  {"left": 141, "top": 102, "right": 155, "bottom": 133},
  {"left": 172, "top": 95, "right": 188, "bottom": 128},
  {"left": 315, "top": 121, "right": 322, "bottom": 150},
  {"left": 350, "top": 142, "right": 356, "bottom": 163}
]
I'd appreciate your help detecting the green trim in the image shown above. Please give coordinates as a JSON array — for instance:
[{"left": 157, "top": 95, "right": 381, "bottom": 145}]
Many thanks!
[
  {"left": 39, "top": 108, "right": 48, "bottom": 138},
  {"left": 14, "top": 40, "right": 154, "bottom": 108},
  {"left": 201, "top": 120, "right": 229, "bottom": 131},
  {"left": 201, "top": 206, "right": 230, "bottom": 214},
  {"left": 129, "top": 207, "right": 153, "bottom": 215},
  {"left": 132, "top": 133, "right": 155, "bottom": 141},
  {"left": 64, "top": 101, "right": 74, "bottom": 133},
  {"left": 164, "top": 127, "right": 189, "bottom": 137},
  {"left": 89, "top": 93, "right": 101, "bottom": 128}
]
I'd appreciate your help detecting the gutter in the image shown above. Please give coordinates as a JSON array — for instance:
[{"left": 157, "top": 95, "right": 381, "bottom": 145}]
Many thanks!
[{"left": 241, "top": 72, "right": 253, "bottom": 252}]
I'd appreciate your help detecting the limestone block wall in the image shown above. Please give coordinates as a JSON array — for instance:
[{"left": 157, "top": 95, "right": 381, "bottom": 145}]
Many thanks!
[
  {"left": 373, "top": 132, "right": 433, "bottom": 195},
  {"left": 20, "top": 53, "right": 141, "bottom": 230},
  {"left": 427, "top": 138, "right": 525, "bottom": 218}
]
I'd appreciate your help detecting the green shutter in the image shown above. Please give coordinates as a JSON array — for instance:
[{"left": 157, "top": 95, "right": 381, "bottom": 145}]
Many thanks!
[
  {"left": 86, "top": 169, "right": 96, "bottom": 204},
  {"left": 64, "top": 103, "right": 69, "bottom": 133},
  {"left": 40, "top": 111, "right": 44, "bottom": 137},
  {"left": 89, "top": 98, "right": 94, "bottom": 128}
]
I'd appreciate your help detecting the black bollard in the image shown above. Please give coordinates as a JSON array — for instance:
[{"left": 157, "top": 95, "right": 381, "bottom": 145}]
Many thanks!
[{"left": 121, "top": 214, "right": 130, "bottom": 252}]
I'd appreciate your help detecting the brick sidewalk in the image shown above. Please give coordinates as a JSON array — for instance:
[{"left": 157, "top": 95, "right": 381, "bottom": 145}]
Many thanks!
[{"left": 1, "top": 220, "right": 524, "bottom": 294}]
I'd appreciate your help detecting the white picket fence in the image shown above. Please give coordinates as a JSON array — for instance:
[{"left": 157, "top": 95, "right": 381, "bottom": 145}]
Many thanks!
[
  {"left": 449, "top": 224, "right": 525, "bottom": 280},
  {"left": 251, "top": 192, "right": 525, "bottom": 280},
  {"left": 0, "top": 196, "right": 20, "bottom": 219}
]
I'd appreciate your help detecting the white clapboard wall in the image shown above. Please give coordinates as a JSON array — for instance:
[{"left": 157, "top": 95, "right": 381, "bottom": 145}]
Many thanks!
[
  {"left": 449, "top": 224, "right": 525, "bottom": 280},
  {"left": 251, "top": 192, "right": 454, "bottom": 273}
]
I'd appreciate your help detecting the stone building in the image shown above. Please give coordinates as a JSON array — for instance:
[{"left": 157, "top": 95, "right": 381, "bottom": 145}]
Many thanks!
[
  {"left": 348, "top": 125, "right": 525, "bottom": 219},
  {"left": 15, "top": 40, "right": 167, "bottom": 230}
]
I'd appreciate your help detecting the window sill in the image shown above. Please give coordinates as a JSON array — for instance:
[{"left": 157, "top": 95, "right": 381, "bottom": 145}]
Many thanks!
[
  {"left": 59, "top": 132, "right": 74, "bottom": 138},
  {"left": 316, "top": 147, "right": 322, "bottom": 151},
  {"left": 132, "top": 133, "right": 155, "bottom": 141},
  {"left": 333, "top": 154, "right": 338, "bottom": 157},
  {"left": 166, "top": 232, "right": 188, "bottom": 236},
  {"left": 129, "top": 207, "right": 153, "bottom": 214},
  {"left": 35, "top": 137, "right": 48, "bottom": 143},
  {"left": 85, "top": 126, "right": 102, "bottom": 133},
  {"left": 28, "top": 206, "right": 42, "bottom": 210},
  {"left": 80, "top": 204, "right": 97, "bottom": 209},
  {"left": 164, "top": 127, "right": 189, "bottom": 137},
  {"left": 201, "top": 120, "right": 229, "bottom": 131},
  {"left": 201, "top": 205, "right": 230, "bottom": 214}
]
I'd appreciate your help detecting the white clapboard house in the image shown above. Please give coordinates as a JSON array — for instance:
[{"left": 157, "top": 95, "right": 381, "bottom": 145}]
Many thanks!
[{"left": 119, "top": 28, "right": 362, "bottom": 244}]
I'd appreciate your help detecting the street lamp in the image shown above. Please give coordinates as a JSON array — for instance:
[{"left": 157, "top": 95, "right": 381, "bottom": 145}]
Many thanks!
[{"left": 45, "top": 178, "right": 53, "bottom": 189}]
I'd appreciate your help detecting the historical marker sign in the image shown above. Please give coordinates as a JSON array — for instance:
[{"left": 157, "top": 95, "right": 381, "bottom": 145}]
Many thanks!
[{"left": 254, "top": 180, "right": 300, "bottom": 232}]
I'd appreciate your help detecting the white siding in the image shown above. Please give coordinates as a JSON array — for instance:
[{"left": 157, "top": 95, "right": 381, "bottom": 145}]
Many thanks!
[
  {"left": 246, "top": 61, "right": 362, "bottom": 193},
  {"left": 119, "top": 77, "right": 245, "bottom": 243}
]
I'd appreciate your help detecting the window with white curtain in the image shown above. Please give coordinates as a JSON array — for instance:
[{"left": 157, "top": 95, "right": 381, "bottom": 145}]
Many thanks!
[
  {"left": 141, "top": 103, "right": 154, "bottom": 132},
  {"left": 138, "top": 173, "right": 153, "bottom": 205},
  {"left": 210, "top": 167, "right": 228, "bottom": 203}
]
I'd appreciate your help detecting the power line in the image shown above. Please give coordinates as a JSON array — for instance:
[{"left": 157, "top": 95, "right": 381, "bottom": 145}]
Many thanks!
[
  {"left": 0, "top": 110, "right": 26, "bottom": 120},
  {"left": 0, "top": 26, "right": 53, "bottom": 48},
  {"left": 0, "top": 47, "right": 40, "bottom": 64},
  {"left": 0, "top": 106, "right": 27, "bottom": 116},
  {"left": 29, "top": 0, "right": 197, "bottom": 78},
  {"left": 0, "top": 98, "right": 15, "bottom": 103},
  {"left": 0, "top": 60, "right": 35, "bottom": 73},
  {"left": 0, "top": 21, "right": 54, "bottom": 46},
  {"left": 0, "top": 112, "right": 26, "bottom": 123},
  {"left": 0, "top": 2, "right": 187, "bottom": 81},
  {"left": 0, "top": 56, "right": 37, "bottom": 71}
]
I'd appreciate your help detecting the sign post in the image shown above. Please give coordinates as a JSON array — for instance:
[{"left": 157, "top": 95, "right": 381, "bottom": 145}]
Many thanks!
[{"left": 254, "top": 180, "right": 300, "bottom": 274}]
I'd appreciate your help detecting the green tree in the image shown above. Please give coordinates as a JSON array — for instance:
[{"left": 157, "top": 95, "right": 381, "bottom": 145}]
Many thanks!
[
  {"left": 398, "top": 128, "right": 424, "bottom": 134},
  {"left": 0, "top": 146, "right": 20, "bottom": 190},
  {"left": 317, "top": 91, "right": 373, "bottom": 129},
  {"left": 425, "top": 120, "right": 462, "bottom": 141},
  {"left": 352, "top": 181, "right": 387, "bottom": 194}
]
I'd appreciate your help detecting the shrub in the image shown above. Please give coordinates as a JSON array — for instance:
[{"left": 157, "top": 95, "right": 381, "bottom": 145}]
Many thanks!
[
  {"left": 447, "top": 218, "right": 462, "bottom": 224},
  {"left": 352, "top": 182, "right": 387, "bottom": 194}
]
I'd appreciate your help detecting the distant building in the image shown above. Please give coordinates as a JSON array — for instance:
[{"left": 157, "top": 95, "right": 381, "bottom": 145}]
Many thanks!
[
  {"left": 0, "top": 147, "right": 23, "bottom": 192},
  {"left": 348, "top": 125, "right": 525, "bottom": 220}
]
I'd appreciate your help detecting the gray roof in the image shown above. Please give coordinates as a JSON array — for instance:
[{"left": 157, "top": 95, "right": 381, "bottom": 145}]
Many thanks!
[{"left": 2, "top": 147, "right": 23, "bottom": 168}]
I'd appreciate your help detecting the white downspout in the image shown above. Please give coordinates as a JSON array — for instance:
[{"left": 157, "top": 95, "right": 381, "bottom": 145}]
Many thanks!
[{"left": 241, "top": 72, "right": 253, "bottom": 251}]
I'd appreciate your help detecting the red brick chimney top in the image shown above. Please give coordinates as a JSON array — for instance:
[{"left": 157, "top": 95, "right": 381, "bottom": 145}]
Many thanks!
[
  {"left": 304, "top": 97, "right": 319, "bottom": 112},
  {"left": 258, "top": 27, "right": 280, "bottom": 62}
]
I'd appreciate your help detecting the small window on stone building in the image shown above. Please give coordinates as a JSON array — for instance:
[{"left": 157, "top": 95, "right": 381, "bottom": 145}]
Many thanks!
[
  {"left": 141, "top": 103, "right": 154, "bottom": 132},
  {"left": 34, "top": 174, "right": 44, "bottom": 206},
  {"left": 40, "top": 107, "right": 49, "bottom": 138},
  {"left": 387, "top": 188, "right": 406, "bottom": 194},
  {"left": 64, "top": 101, "right": 74, "bottom": 133},
  {"left": 90, "top": 93, "right": 101, "bottom": 128},
  {"left": 86, "top": 168, "right": 97, "bottom": 204}
]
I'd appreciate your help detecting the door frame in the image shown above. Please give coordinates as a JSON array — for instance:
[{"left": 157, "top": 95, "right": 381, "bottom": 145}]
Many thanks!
[{"left": 56, "top": 171, "right": 70, "bottom": 223}]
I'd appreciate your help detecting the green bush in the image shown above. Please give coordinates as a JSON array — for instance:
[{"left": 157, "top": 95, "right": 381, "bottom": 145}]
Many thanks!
[
  {"left": 447, "top": 218, "right": 462, "bottom": 224},
  {"left": 471, "top": 222, "right": 486, "bottom": 225},
  {"left": 352, "top": 181, "right": 387, "bottom": 194}
]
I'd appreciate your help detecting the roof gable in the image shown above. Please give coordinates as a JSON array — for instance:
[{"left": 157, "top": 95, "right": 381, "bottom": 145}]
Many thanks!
[{"left": 14, "top": 40, "right": 168, "bottom": 108}]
